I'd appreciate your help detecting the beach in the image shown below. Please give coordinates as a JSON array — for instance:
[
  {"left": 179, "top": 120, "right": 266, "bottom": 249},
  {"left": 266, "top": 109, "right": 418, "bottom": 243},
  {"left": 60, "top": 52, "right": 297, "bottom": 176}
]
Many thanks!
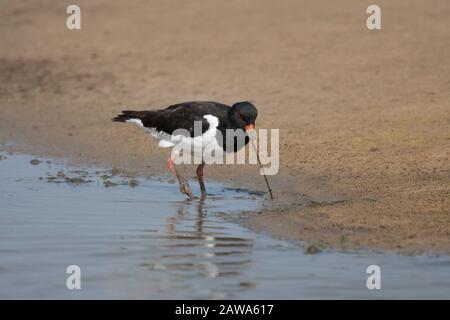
[{"left": 1, "top": 0, "right": 449, "bottom": 253}]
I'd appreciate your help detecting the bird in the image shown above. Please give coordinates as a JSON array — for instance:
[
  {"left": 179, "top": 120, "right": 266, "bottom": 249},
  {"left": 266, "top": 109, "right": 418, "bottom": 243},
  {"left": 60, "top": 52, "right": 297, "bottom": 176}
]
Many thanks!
[{"left": 113, "top": 101, "right": 258, "bottom": 200}]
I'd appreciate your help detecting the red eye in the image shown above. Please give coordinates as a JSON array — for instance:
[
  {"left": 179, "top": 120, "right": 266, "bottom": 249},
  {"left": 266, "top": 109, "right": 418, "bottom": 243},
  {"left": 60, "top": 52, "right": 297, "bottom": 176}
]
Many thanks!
[{"left": 237, "top": 112, "right": 243, "bottom": 120}]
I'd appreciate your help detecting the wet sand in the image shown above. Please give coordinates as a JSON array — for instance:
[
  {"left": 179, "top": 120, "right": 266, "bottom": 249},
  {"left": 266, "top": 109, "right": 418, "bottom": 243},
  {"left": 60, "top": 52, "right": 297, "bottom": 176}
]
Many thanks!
[{"left": 0, "top": 0, "right": 449, "bottom": 253}]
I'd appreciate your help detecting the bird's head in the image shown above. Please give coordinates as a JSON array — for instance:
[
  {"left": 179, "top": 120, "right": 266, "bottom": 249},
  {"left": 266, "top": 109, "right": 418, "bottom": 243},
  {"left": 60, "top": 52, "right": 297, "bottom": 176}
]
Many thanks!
[{"left": 229, "top": 101, "right": 258, "bottom": 132}]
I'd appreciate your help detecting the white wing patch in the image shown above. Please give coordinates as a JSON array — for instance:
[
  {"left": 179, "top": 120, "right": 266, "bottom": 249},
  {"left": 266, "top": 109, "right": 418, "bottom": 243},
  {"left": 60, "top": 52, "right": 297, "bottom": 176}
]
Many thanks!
[{"left": 203, "top": 114, "right": 219, "bottom": 129}]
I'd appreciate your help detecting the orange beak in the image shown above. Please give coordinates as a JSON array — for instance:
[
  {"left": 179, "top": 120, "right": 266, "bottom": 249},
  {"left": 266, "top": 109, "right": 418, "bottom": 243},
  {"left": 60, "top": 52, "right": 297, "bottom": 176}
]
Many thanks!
[
  {"left": 245, "top": 124, "right": 257, "bottom": 152},
  {"left": 244, "top": 124, "right": 255, "bottom": 132}
]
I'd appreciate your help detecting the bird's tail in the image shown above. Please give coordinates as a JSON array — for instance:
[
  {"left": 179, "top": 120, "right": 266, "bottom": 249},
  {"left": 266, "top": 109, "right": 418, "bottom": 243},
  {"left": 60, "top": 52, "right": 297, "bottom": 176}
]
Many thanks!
[{"left": 112, "top": 110, "right": 146, "bottom": 122}]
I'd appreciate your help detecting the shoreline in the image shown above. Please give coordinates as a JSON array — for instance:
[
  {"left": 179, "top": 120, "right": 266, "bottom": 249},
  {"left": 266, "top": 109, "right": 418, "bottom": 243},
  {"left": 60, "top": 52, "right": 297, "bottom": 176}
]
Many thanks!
[{"left": 2, "top": 143, "right": 449, "bottom": 255}]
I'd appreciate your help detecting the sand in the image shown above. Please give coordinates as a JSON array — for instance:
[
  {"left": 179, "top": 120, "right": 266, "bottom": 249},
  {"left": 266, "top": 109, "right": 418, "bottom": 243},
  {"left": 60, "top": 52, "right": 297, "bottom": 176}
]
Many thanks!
[{"left": 0, "top": 0, "right": 449, "bottom": 253}]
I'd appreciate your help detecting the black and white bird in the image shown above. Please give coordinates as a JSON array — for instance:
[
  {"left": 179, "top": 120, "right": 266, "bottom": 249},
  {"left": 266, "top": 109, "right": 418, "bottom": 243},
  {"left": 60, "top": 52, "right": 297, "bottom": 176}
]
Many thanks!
[{"left": 113, "top": 101, "right": 258, "bottom": 199}]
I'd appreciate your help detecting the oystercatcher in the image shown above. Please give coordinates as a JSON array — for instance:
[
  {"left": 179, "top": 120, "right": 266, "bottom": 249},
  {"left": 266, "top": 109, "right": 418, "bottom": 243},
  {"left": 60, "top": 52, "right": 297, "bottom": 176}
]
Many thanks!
[{"left": 113, "top": 101, "right": 258, "bottom": 199}]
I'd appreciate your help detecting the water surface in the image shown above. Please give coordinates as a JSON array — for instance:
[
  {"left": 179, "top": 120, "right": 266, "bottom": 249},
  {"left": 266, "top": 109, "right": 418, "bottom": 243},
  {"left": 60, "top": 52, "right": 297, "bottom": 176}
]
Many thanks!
[{"left": 0, "top": 152, "right": 449, "bottom": 299}]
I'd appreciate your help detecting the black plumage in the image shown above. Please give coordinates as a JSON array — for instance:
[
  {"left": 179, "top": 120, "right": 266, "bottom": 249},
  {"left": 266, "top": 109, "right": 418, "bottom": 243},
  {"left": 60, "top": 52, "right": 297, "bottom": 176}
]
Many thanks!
[{"left": 113, "top": 101, "right": 258, "bottom": 152}]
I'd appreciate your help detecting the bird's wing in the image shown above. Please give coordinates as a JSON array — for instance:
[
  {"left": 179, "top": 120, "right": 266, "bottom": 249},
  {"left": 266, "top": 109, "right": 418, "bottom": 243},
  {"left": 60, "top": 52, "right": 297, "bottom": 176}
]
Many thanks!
[
  {"left": 146, "top": 104, "right": 210, "bottom": 137},
  {"left": 113, "top": 101, "right": 230, "bottom": 137}
]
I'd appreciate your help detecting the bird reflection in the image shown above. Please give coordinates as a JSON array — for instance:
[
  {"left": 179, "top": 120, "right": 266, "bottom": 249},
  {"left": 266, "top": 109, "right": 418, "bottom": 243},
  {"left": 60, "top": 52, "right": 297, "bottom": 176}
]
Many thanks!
[
  {"left": 166, "top": 199, "right": 204, "bottom": 239},
  {"left": 158, "top": 198, "right": 253, "bottom": 278}
]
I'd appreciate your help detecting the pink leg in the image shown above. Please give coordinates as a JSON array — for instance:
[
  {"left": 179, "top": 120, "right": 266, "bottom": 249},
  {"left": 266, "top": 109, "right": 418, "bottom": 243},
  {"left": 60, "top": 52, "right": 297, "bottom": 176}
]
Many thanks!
[
  {"left": 167, "top": 158, "right": 177, "bottom": 177},
  {"left": 196, "top": 162, "right": 206, "bottom": 200},
  {"left": 167, "top": 158, "right": 194, "bottom": 199}
]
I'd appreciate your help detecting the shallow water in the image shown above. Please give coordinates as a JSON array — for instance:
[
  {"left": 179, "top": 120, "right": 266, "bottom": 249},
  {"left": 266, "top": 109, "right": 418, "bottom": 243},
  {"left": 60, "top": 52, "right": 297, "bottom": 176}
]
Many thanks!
[{"left": 0, "top": 152, "right": 449, "bottom": 299}]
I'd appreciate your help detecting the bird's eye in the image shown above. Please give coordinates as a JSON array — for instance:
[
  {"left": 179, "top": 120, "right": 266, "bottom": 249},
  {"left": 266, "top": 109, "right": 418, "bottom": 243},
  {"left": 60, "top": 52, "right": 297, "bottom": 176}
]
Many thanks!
[{"left": 237, "top": 112, "right": 244, "bottom": 120}]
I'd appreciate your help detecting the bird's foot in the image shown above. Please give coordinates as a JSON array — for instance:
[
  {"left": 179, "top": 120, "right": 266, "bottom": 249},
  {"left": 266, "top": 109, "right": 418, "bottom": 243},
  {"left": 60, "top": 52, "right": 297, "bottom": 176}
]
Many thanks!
[{"left": 178, "top": 176, "right": 194, "bottom": 199}]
